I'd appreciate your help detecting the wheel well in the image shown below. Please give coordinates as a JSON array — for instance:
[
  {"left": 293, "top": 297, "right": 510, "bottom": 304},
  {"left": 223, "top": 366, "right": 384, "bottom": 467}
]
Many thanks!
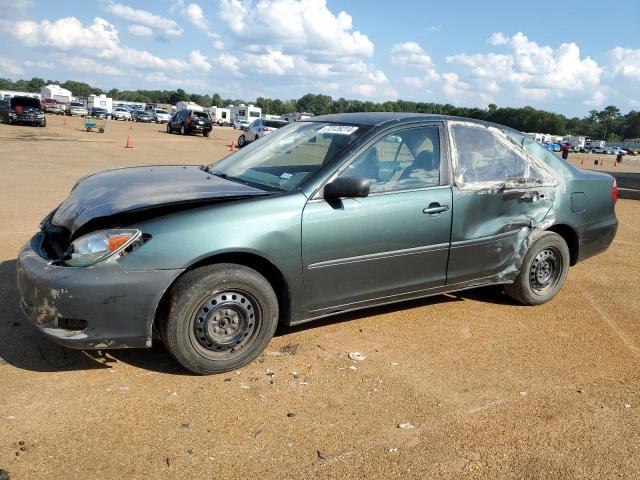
[
  {"left": 153, "top": 252, "right": 291, "bottom": 335},
  {"left": 546, "top": 224, "right": 579, "bottom": 265}
]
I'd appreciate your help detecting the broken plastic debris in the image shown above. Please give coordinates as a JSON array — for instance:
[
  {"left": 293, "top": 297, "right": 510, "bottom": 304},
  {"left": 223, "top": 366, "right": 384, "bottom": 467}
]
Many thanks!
[
  {"left": 292, "top": 371, "right": 299, "bottom": 379},
  {"left": 388, "top": 448, "right": 398, "bottom": 453},
  {"left": 317, "top": 450, "right": 328, "bottom": 460},
  {"left": 348, "top": 352, "right": 366, "bottom": 361},
  {"left": 265, "top": 368, "right": 275, "bottom": 377},
  {"left": 390, "top": 362, "right": 399, "bottom": 366},
  {"left": 520, "top": 390, "right": 528, "bottom": 396},
  {"left": 398, "top": 421, "right": 415, "bottom": 430},
  {"left": 625, "top": 404, "right": 632, "bottom": 409},
  {"left": 348, "top": 365, "right": 357, "bottom": 371},
  {"left": 240, "top": 384, "right": 250, "bottom": 389}
]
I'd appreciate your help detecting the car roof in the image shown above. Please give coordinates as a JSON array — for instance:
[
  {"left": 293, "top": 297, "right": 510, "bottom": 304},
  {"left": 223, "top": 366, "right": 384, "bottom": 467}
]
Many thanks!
[{"left": 305, "top": 112, "right": 486, "bottom": 127}]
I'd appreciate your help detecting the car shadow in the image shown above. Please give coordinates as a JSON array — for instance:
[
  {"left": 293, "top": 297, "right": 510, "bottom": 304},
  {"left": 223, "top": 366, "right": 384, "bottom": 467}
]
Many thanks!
[{"left": 0, "top": 257, "right": 513, "bottom": 375}]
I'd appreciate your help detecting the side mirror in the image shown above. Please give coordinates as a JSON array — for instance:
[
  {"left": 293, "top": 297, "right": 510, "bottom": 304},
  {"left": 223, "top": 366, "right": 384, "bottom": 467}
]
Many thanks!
[{"left": 324, "top": 176, "right": 370, "bottom": 199}]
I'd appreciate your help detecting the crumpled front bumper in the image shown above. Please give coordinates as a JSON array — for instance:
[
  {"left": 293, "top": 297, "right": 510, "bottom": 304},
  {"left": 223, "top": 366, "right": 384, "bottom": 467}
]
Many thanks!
[{"left": 17, "top": 233, "right": 183, "bottom": 349}]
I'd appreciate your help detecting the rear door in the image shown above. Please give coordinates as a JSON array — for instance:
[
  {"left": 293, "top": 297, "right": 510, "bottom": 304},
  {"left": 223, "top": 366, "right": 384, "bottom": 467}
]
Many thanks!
[
  {"left": 445, "top": 121, "right": 556, "bottom": 285},
  {"left": 301, "top": 123, "right": 452, "bottom": 313}
]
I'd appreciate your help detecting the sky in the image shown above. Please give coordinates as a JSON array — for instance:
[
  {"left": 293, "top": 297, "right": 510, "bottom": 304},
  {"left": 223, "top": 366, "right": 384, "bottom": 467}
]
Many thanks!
[{"left": 0, "top": 0, "right": 639, "bottom": 117}]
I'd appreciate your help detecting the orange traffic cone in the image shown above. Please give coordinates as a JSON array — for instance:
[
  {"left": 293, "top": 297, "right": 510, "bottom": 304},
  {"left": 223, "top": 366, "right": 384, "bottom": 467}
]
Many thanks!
[
  {"left": 129, "top": 122, "right": 133, "bottom": 130},
  {"left": 230, "top": 141, "right": 237, "bottom": 152},
  {"left": 63, "top": 116, "right": 68, "bottom": 126},
  {"left": 580, "top": 157, "right": 584, "bottom": 165},
  {"left": 124, "top": 136, "right": 133, "bottom": 148}
]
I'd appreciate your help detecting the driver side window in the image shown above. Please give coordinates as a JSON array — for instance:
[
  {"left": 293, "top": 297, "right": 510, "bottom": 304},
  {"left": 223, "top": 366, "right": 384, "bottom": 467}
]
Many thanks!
[{"left": 341, "top": 126, "right": 441, "bottom": 194}]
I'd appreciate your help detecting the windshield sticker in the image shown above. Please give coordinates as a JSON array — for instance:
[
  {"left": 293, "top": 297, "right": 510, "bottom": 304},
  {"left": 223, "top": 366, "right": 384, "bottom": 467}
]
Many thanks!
[
  {"left": 318, "top": 125, "right": 359, "bottom": 135},
  {"left": 280, "top": 172, "right": 294, "bottom": 180}
]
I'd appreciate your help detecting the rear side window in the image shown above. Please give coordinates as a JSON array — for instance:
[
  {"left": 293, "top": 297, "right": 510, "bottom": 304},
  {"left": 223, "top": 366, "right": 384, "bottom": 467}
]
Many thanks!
[
  {"left": 192, "top": 111, "right": 209, "bottom": 119},
  {"left": 449, "top": 122, "right": 554, "bottom": 190},
  {"left": 264, "top": 120, "right": 287, "bottom": 128}
]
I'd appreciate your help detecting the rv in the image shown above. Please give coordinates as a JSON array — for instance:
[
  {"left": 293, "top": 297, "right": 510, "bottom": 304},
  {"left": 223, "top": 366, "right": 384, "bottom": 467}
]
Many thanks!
[
  {"left": 176, "top": 101, "right": 204, "bottom": 113},
  {"left": 230, "top": 104, "right": 261, "bottom": 123},
  {"left": 210, "top": 106, "right": 231, "bottom": 125},
  {"left": 40, "top": 85, "right": 72, "bottom": 105},
  {"left": 282, "top": 111, "right": 314, "bottom": 122},
  {"left": 87, "top": 94, "right": 113, "bottom": 114}
]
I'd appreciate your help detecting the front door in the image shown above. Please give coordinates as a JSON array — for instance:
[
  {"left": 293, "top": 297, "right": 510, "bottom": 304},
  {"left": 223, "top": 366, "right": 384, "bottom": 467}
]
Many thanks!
[{"left": 301, "top": 124, "right": 452, "bottom": 313}]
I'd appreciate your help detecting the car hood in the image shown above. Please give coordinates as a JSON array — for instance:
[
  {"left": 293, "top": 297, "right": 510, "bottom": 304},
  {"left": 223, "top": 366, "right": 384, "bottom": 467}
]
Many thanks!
[{"left": 51, "top": 165, "right": 267, "bottom": 234}]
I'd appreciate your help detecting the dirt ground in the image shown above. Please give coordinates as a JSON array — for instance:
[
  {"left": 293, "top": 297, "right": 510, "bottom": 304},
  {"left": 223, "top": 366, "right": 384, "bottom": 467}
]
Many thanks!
[{"left": 1, "top": 115, "right": 639, "bottom": 479}]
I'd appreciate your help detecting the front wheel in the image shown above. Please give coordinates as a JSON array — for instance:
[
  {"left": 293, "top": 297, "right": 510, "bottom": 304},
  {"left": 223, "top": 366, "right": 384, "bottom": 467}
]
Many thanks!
[
  {"left": 180, "top": 124, "right": 186, "bottom": 135},
  {"left": 203, "top": 129, "right": 210, "bottom": 137},
  {"left": 161, "top": 264, "right": 279, "bottom": 374},
  {"left": 166, "top": 123, "right": 171, "bottom": 134},
  {"left": 504, "top": 230, "right": 570, "bottom": 305},
  {"left": 237, "top": 134, "right": 246, "bottom": 147}
]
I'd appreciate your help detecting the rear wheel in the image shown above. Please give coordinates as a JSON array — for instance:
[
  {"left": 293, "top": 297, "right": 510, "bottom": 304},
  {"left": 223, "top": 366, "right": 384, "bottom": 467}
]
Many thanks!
[
  {"left": 161, "top": 264, "right": 279, "bottom": 374},
  {"left": 504, "top": 230, "right": 570, "bottom": 305},
  {"left": 180, "top": 124, "right": 186, "bottom": 135},
  {"left": 166, "top": 123, "right": 171, "bottom": 134}
]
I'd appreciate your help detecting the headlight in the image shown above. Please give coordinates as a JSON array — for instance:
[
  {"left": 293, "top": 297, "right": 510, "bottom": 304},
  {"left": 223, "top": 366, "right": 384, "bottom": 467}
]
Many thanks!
[
  {"left": 64, "top": 229, "right": 143, "bottom": 267},
  {"left": 9, "top": 112, "right": 16, "bottom": 117}
]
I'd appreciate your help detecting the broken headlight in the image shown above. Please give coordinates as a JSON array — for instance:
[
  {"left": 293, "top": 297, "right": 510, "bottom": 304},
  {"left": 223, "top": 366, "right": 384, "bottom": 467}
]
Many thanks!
[{"left": 64, "top": 229, "right": 143, "bottom": 267}]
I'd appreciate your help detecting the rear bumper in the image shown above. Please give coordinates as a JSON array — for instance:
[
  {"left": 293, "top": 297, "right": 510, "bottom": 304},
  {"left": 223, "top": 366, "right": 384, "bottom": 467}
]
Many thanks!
[
  {"left": 576, "top": 216, "right": 618, "bottom": 263},
  {"left": 17, "top": 233, "right": 183, "bottom": 349}
]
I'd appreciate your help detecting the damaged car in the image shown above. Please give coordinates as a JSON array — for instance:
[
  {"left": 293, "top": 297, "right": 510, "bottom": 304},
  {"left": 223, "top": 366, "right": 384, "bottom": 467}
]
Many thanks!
[{"left": 17, "top": 113, "right": 618, "bottom": 374}]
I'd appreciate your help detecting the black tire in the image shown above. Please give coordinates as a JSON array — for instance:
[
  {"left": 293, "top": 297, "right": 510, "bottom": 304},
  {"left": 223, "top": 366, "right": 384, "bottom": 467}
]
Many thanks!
[
  {"left": 237, "top": 134, "right": 246, "bottom": 147},
  {"left": 180, "top": 124, "right": 186, "bottom": 135},
  {"left": 504, "top": 230, "right": 570, "bottom": 305},
  {"left": 160, "top": 264, "right": 279, "bottom": 375},
  {"left": 166, "top": 123, "right": 171, "bottom": 134},
  {"left": 40, "top": 119, "right": 46, "bottom": 127},
  {"left": 203, "top": 129, "right": 210, "bottom": 137}
]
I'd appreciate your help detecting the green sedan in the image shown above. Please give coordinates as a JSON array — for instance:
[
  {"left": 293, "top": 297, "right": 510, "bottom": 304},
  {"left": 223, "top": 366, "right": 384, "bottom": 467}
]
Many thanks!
[{"left": 17, "top": 113, "right": 618, "bottom": 374}]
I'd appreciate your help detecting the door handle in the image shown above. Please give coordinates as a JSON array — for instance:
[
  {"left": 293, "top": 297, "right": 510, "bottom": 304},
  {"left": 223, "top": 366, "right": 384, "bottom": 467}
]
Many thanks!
[{"left": 423, "top": 203, "right": 449, "bottom": 215}]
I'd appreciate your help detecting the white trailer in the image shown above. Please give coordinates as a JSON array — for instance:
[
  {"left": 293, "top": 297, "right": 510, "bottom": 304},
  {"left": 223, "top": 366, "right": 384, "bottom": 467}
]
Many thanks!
[
  {"left": 176, "top": 101, "right": 204, "bottom": 112},
  {"left": 209, "top": 106, "right": 231, "bottom": 125},
  {"left": 585, "top": 139, "right": 605, "bottom": 149},
  {"left": 562, "top": 135, "right": 586, "bottom": 148},
  {"left": 230, "top": 104, "right": 261, "bottom": 122},
  {"left": 88, "top": 94, "right": 113, "bottom": 113},
  {"left": 282, "top": 111, "right": 314, "bottom": 122},
  {"left": 40, "top": 84, "right": 72, "bottom": 104}
]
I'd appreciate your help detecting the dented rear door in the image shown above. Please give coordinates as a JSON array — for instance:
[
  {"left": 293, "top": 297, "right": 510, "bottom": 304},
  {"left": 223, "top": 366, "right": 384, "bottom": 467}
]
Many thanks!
[{"left": 445, "top": 121, "right": 557, "bottom": 286}]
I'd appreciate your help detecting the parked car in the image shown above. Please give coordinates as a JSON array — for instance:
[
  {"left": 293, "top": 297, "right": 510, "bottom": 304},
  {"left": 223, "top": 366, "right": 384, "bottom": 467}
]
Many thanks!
[
  {"left": 133, "top": 110, "right": 155, "bottom": 122},
  {"left": 590, "top": 147, "right": 612, "bottom": 154},
  {"left": 238, "top": 118, "right": 288, "bottom": 146},
  {"left": 2, "top": 96, "right": 46, "bottom": 126},
  {"left": 89, "top": 107, "right": 110, "bottom": 119},
  {"left": 65, "top": 102, "right": 88, "bottom": 117},
  {"left": 233, "top": 119, "right": 250, "bottom": 130},
  {"left": 112, "top": 107, "right": 132, "bottom": 121},
  {"left": 17, "top": 113, "right": 618, "bottom": 374},
  {"left": 153, "top": 108, "right": 171, "bottom": 123},
  {"left": 42, "top": 98, "right": 65, "bottom": 115},
  {"left": 166, "top": 109, "right": 212, "bottom": 136}
]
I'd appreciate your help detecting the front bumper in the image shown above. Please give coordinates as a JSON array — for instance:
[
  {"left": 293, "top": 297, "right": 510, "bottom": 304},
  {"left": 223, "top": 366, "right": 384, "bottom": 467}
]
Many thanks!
[
  {"left": 10, "top": 115, "right": 45, "bottom": 125},
  {"left": 17, "top": 233, "right": 183, "bottom": 349}
]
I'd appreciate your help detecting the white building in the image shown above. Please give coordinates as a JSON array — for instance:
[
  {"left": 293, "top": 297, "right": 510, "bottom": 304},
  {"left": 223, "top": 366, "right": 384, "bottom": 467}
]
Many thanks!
[
  {"left": 209, "top": 106, "right": 231, "bottom": 125},
  {"left": 562, "top": 135, "right": 586, "bottom": 148},
  {"left": 176, "top": 101, "right": 204, "bottom": 112},
  {"left": 88, "top": 94, "right": 113, "bottom": 113},
  {"left": 40, "top": 84, "right": 72, "bottom": 104},
  {"left": 230, "top": 104, "right": 261, "bottom": 123}
]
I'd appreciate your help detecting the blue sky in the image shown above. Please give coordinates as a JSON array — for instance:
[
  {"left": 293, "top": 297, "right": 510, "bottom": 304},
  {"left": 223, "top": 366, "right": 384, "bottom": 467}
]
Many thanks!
[{"left": 1, "top": 0, "right": 638, "bottom": 116}]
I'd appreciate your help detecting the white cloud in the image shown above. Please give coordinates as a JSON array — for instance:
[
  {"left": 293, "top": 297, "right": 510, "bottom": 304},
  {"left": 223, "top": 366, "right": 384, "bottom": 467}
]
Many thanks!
[
  {"left": 60, "top": 56, "right": 124, "bottom": 75},
  {"left": 212, "top": 39, "right": 225, "bottom": 50},
  {"left": 609, "top": 47, "right": 640, "bottom": 80},
  {"left": 247, "top": 48, "right": 295, "bottom": 75},
  {"left": 0, "top": 56, "right": 25, "bottom": 76},
  {"left": 23, "top": 59, "right": 54, "bottom": 69},
  {"left": 13, "top": 16, "right": 193, "bottom": 72},
  {"left": 218, "top": 51, "right": 243, "bottom": 77},
  {"left": 189, "top": 49, "right": 210, "bottom": 72},
  {"left": 401, "top": 76, "right": 424, "bottom": 88},
  {"left": 584, "top": 89, "right": 606, "bottom": 107},
  {"left": 218, "top": 0, "right": 373, "bottom": 58},
  {"left": 446, "top": 32, "right": 602, "bottom": 104},
  {"left": 488, "top": 32, "right": 508, "bottom": 46},
  {"left": 183, "top": 3, "right": 208, "bottom": 31},
  {"left": 127, "top": 24, "right": 152, "bottom": 37},
  {"left": 352, "top": 84, "right": 376, "bottom": 96},
  {"left": 390, "top": 41, "right": 439, "bottom": 80},
  {"left": 442, "top": 72, "right": 469, "bottom": 98},
  {"left": 102, "top": 1, "right": 182, "bottom": 36}
]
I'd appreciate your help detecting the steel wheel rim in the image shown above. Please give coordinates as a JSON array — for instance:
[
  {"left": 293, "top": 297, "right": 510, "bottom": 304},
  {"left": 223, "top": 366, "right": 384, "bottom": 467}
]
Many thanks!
[
  {"left": 189, "top": 290, "right": 260, "bottom": 359},
  {"left": 529, "top": 247, "right": 562, "bottom": 294}
]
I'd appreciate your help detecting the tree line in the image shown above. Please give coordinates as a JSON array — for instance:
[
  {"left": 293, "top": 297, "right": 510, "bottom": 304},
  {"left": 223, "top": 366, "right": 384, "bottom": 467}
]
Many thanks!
[{"left": 1, "top": 77, "right": 638, "bottom": 140}]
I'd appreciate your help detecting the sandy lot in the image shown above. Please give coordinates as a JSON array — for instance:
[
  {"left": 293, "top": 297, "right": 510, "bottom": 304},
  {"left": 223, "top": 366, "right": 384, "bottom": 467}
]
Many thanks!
[{"left": 1, "top": 115, "right": 639, "bottom": 479}]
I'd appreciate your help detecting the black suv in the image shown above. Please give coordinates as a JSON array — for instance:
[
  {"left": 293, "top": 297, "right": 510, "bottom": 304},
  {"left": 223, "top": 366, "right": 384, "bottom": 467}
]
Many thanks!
[
  {"left": 2, "top": 96, "right": 46, "bottom": 127},
  {"left": 167, "top": 109, "right": 212, "bottom": 137}
]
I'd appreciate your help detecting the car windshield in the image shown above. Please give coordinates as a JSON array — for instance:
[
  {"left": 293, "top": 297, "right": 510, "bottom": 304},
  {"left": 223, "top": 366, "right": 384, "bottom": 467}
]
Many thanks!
[
  {"left": 193, "top": 111, "right": 209, "bottom": 119},
  {"left": 263, "top": 120, "right": 287, "bottom": 128},
  {"left": 156, "top": 109, "right": 168, "bottom": 114},
  {"left": 209, "top": 122, "right": 370, "bottom": 192}
]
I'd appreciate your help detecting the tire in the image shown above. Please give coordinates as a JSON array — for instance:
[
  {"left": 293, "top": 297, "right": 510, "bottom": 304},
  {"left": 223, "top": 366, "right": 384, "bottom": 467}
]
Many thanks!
[
  {"left": 166, "top": 123, "right": 171, "bottom": 133},
  {"left": 203, "top": 129, "right": 210, "bottom": 137},
  {"left": 160, "top": 264, "right": 279, "bottom": 375},
  {"left": 180, "top": 124, "right": 186, "bottom": 135},
  {"left": 504, "top": 230, "right": 570, "bottom": 306},
  {"left": 40, "top": 119, "right": 46, "bottom": 127},
  {"left": 237, "top": 134, "right": 246, "bottom": 147}
]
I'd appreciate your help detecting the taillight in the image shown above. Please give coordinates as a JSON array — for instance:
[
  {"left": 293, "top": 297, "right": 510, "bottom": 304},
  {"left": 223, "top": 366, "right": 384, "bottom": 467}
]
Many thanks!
[
  {"left": 187, "top": 115, "right": 192, "bottom": 124},
  {"left": 611, "top": 178, "right": 618, "bottom": 205}
]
